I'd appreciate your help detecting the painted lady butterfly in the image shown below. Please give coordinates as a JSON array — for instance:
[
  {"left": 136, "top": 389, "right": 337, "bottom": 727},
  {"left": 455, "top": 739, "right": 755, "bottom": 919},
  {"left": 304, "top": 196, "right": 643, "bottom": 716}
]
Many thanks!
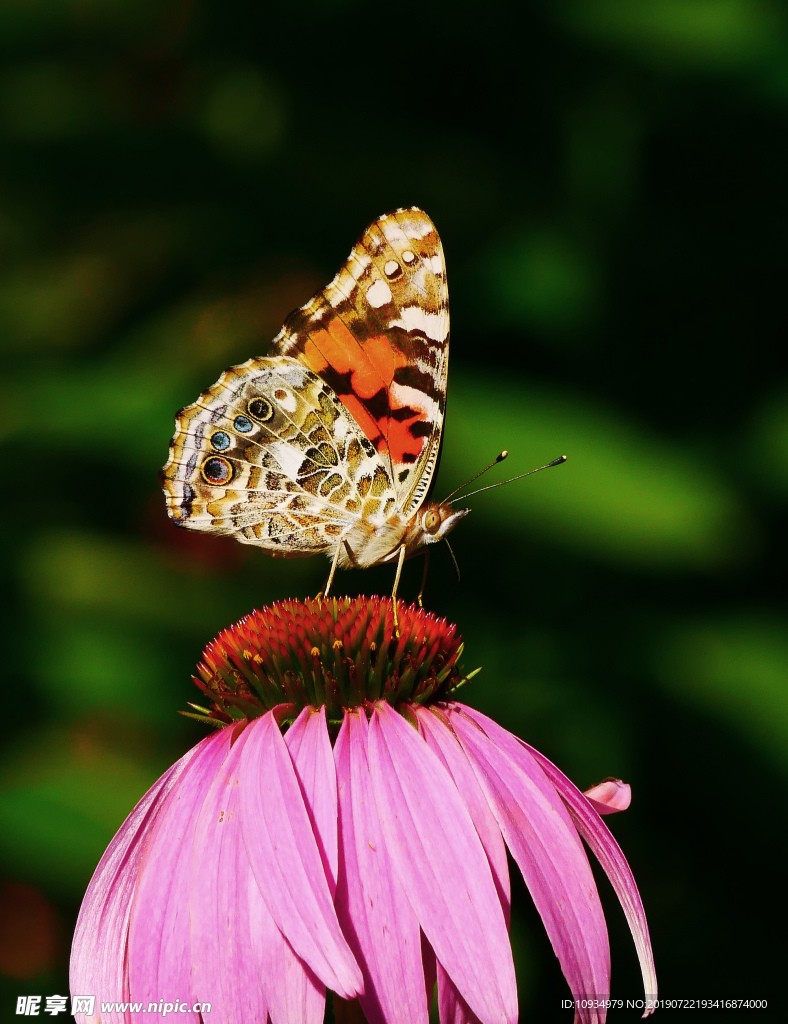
[{"left": 162, "top": 207, "right": 467, "bottom": 602}]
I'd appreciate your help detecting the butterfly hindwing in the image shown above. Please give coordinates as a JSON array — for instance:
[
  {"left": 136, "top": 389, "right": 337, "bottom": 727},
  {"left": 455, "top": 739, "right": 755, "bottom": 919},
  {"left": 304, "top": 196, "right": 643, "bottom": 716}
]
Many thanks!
[
  {"left": 272, "top": 207, "right": 449, "bottom": 517},
  {"left": 162, "top": 356, "right": 398, "bottom": 556}
]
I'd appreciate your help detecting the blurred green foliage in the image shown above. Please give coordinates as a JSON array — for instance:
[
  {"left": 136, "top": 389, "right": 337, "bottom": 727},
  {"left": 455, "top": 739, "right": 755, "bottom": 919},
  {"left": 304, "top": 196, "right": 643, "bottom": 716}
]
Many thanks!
[{"left": 0, "top": 0, "right": 785, "bottom": 1017}]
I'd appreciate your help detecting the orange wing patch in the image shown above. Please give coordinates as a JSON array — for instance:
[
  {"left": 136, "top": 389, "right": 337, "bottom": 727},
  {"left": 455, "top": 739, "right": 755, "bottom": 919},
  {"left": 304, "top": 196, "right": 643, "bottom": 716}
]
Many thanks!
[
  {"left": 354, "top": 332, "right": 406, "bottom": 396},
  {"left": 302, "top": 319, "right": 354, "bottom": 377},
  {"left": 386, "top": 410, "right": 428, "bottom": 466},
  {"left": 301, "top": 317, "right": 417, "bottom": 458},
  {"left": 304, "top": 319, "right": 406, "bottom": 398},
  {"left": 339, "top": 392, "right": 382, "bottom": 447}
]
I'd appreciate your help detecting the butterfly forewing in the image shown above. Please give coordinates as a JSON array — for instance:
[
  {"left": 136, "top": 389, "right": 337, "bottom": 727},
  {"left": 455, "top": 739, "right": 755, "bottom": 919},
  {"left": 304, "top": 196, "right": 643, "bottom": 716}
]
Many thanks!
[{"left": 272, "top": 207, "right": 449, "bottom": 517}]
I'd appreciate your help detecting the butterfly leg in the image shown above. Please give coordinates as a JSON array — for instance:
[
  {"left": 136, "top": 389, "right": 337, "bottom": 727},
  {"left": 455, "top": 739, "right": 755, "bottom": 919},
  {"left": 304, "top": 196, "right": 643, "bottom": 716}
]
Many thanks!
[
  {"left": 390, "top": 544, "right": 407, "bottom": 637},
  {"left": 343, "top": 539, "right": 360, "bottom": 568},
  {"left": 321, "top": 542, "right": 343, "bottom": 600},
  {"left": 417, "top": 549, "right": 431, "bottom": 608}
]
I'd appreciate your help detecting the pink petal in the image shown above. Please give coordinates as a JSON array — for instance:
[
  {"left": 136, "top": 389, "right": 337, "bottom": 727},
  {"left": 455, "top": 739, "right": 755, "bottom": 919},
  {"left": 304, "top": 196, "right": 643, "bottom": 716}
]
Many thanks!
[
  {"left": 584, "top": 779, "right": 632, "bottom": 815},
  {"left": 196, "top": 732, "right": 324, "bottom": 1024},
  {"left": 437, "top": 961, "right": 483, "bottom": 1024},
  {"left": 452, "top": 706, "right": 582, "bottom": 830},
  {"left": 70, "top": 742, "right": 201, "bottom": 1024},
  {"left": 127, "top": 727, "right": 234, "bottom": 1021},
  {"left": 189, "top": 721, "right": 271, "bottom": 1023},
  {"left": 449, "top": 708, "right": 610, "bottom": 1024},
  {"left": 254, "top": 705, "right": 340, "bottom": 1024},
  {"left": 237, "top": 711, "right": 362, "bottom": 999},
  {"left": 519, "top": 739, "right": 658, "bottom": 1015},
  {"left": 415, "top": 706, "right": 511, "bottom": 925},
  {"left": 285, "top": 706, "right": 339, "bottom": 895},
  {"left": 334, "top": 709, "right": 428, "bottom": 1024},
  {"left": 368, "top": 703, "right": 517, "bottom": 1024}
]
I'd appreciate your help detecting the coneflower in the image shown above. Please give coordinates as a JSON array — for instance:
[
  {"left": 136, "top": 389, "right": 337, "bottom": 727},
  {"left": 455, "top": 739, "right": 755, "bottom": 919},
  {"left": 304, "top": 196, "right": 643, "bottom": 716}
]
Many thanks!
[{"left": 71, "top": 597, "right": 656, "bottom": 1023}]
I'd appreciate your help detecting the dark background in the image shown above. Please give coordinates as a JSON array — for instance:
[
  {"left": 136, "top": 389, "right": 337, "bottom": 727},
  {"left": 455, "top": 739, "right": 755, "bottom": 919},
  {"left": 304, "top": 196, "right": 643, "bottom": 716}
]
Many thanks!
[{"left": 0, "top": 1, "right": 785, "bottom": 1020}]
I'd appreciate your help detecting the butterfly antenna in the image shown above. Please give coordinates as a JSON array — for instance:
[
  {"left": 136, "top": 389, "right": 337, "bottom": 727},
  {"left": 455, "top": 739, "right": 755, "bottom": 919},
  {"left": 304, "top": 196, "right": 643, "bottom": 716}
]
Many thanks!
[
  {"left": 452, "top": 455, "right": 567, "bottom": 503},
  {"left": 442, "top": 451, "right": 509, "bottom": 504},
  {"left": 445, "top": 539, "right": 461, "bottom": 585}
]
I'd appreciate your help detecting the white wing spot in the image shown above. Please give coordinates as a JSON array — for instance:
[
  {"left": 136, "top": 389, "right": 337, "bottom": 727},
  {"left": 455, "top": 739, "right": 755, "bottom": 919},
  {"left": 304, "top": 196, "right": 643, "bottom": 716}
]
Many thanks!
[
  {"left": 272, "top": 362, "right": 311, "bottom": 388},
  {"left": 268, "top": 442, "right": 303, "bottom": 478},
  {"left": 351, "top": 251, "right": 372, "bottom": 276},
  {"left": 327, "top": 280, "right": 344, "bottom": 308},
  {"left": 366, "top": 279, "right": 393, "bottom": 308},
  {"left": 275, "top": 389, "right": 298, "bottom": 413},
  {"left": 426, "top": 254, "right": 444, "bottom": 275},
  {"left": 384, "top": 259, "right": 400, "bottom": 277},
  {"left": 389, "top": 306, "right": 446, "bottom": 342},
  {"left": 390, "top": 382, "right": 439, "bottom": 421},
  {"left": 401, "top": 217, "right": 433, "bottom": 240},
  {"left": 402, "top": 250, "right": 416, "bottom": 264},
  {"left": 381, "top": 219, "right": 408, "bottom": 245}
]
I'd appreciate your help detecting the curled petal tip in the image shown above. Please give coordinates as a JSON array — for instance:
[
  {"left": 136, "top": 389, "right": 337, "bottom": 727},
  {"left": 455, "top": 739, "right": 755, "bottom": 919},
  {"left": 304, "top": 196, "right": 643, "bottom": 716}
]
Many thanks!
[{"left": 584, "top": 778, "right": 631, "bottom": 815}]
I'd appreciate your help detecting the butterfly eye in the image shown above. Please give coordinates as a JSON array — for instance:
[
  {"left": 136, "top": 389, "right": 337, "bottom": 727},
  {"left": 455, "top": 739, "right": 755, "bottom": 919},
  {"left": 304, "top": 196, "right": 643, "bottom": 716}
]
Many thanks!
[
  {"left": 211, "top": 431, "right": 231, "bottom": 451},
  {"left": 248, "top": 397, "right": 273, "bottom": 421},
  {"left": 202, "top": 456, "right": 233, "bottom": 485},
  {"left": 423, "top": 508, "right": 441, "bottom": 534},
  {"left": 234, "top": 415, "right": 253, "bottom": 433}
]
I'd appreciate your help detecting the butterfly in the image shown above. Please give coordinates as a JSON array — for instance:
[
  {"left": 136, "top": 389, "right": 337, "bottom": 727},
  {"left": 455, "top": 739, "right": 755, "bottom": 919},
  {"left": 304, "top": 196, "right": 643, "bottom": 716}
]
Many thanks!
[{"left": 162, "top": 207, "right": 468, "bottom": 606}]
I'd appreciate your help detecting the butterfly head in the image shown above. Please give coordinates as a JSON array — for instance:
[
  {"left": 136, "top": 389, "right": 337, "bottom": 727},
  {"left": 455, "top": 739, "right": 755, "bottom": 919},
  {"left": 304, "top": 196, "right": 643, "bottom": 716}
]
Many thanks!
[{"left": 416, "top": 502, "right": 469, "bottom": 547}]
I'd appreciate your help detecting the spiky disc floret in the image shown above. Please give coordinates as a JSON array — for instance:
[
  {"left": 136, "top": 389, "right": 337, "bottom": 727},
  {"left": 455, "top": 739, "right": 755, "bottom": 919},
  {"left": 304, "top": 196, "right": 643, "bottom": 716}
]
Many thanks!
[{"left": 187, "top": 597, "right": 466, "bottom": 727}]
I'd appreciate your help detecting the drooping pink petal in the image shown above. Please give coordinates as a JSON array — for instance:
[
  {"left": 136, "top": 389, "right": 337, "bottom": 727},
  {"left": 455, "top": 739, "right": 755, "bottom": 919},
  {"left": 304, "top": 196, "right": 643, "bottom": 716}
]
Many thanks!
[
  {"left": 584, "top": 779, "right": 631, "bottom": 815},
  {"left": 449, "top": 708, "right": 610, "bottom": 1024},
  {"left": 127, "top": 727, "right": 235, "bottom": 1022},
  {"left": 70, "top": 742, "right": 201, "bottom": 1024},
  {"left": 519, "top": 739, "right": 657, "bottom": 1014},
  {"left": 456, "top": 705, "right": 656, "bottom": 1015},
  {"left": 334, "top": 709, "right": 428, "bottom": 1024},
  {"left": 191, "top": 729, "right": 324, "bottom": 1024},
  {"left": 452, "top": 706, "right": 584, "bottom": 830},
  {"left": 249, "top": 704, "right": 337, "bottom": 1024},
  {"left": 285, "top": 706, "right": 339, "bottom": 894},
  {"left": 415, "top": 706, "right": 511, "bottom": 924},
  {"left": 437, "top": 961, "right": 483, "bottom": 1024},
  {"left": 188, "top": 721, "right": 271, "bottom": 1023},
  {"left": 368, "top": 702, "right": 517, "bottom": 1024},
  {"left": 267, "top": 706, "right": 334, "bottom": 1024},
  {"left": 237, "top": 710, "right": 362, "bottom": 1000}
]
